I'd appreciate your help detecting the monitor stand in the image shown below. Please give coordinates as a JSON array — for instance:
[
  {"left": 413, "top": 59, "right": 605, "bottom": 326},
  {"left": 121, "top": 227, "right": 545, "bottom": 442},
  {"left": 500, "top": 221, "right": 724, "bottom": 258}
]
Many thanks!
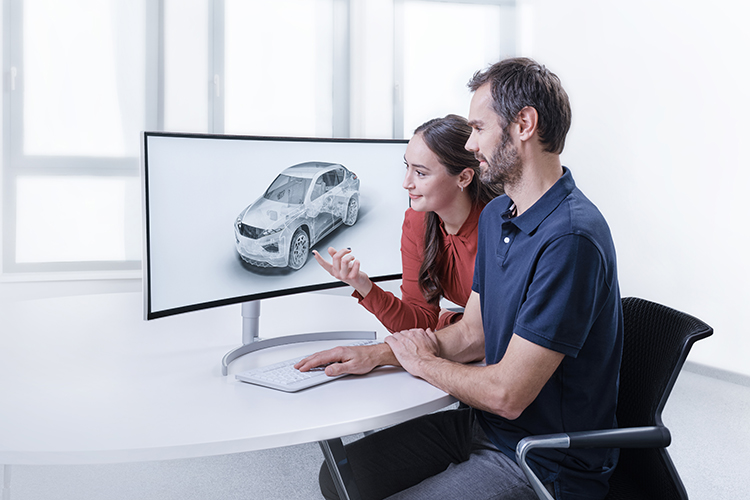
[{"left": 221, "top": 300, "right": 376, "bottom": 375}]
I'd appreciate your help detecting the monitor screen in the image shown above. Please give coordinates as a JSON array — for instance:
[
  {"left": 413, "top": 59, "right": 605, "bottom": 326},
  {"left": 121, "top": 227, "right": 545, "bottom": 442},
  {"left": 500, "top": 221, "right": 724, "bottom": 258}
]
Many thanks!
[{"left": 142, "top": 132, "right": 409, "bottom": 320}]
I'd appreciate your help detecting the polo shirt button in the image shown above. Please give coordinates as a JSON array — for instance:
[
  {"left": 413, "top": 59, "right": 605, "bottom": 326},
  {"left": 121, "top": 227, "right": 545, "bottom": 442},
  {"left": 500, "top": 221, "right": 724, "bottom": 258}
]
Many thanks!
[{"left": 504, "top": 237, "right": 510, "bottom": 244}]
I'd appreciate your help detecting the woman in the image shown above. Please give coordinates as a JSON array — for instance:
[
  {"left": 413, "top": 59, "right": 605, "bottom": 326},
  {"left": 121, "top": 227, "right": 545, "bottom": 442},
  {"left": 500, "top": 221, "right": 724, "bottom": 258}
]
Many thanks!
[{"left": 313, "top": 114, "right": 500, "bottom": 332}]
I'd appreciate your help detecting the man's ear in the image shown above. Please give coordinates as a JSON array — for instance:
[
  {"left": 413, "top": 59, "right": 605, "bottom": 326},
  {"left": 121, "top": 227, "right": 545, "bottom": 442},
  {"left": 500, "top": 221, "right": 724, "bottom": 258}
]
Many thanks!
[{"left": 515, "top": 106, "right": 539, "bottom": 142}]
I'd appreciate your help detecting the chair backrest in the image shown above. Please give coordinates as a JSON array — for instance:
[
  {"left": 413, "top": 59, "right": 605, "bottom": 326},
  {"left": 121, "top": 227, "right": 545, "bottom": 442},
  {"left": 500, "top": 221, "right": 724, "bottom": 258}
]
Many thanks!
[{"left": 606, "top": 297, "right": 713, "bottom": 500}]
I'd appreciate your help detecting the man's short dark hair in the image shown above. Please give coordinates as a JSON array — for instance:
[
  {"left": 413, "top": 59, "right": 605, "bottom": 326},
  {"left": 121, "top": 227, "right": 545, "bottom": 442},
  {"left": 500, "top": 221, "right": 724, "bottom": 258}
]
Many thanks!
[{"left": 468, "top": 57, "right": 571, "bottom": 154}]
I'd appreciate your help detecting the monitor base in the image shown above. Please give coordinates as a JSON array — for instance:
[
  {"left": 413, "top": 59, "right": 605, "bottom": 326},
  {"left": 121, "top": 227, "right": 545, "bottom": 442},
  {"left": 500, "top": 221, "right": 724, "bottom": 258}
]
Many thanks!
[{"left": 221, "top": 300, "right": 376, "bottom": 376}]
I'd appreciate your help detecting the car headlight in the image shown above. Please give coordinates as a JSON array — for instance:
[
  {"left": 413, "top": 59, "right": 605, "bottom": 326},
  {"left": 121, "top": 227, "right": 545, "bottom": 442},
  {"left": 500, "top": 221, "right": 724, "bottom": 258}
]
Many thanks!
[{"left": 259, "top": 227, "right": 283, "bottom": 238}]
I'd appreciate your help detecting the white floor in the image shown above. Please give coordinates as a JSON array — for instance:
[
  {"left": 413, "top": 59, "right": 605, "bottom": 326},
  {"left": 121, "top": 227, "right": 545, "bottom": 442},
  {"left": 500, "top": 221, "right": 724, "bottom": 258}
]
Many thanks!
[
  {"left": 3, "top": 362, "right": 749, "bottom": 500},
  {"left": 662, "top": 363, "right": 750, "bottom": 499}
]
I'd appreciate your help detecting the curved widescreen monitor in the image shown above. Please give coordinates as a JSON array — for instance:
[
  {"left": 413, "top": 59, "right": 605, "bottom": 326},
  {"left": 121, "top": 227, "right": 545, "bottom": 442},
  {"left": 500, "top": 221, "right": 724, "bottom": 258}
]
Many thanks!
[{"left": 142, "top": 132, "right": 409, "bottom": 320}]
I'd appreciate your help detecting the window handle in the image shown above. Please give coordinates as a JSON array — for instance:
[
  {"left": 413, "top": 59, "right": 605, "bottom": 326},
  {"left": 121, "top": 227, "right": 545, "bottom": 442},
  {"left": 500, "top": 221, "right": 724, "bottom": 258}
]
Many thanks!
[
  {"left": 214, "top": 74, "right": 221, "bottom": 97},
  {"left": 11, "top": 67, "right": 17, "bottom": 91}
]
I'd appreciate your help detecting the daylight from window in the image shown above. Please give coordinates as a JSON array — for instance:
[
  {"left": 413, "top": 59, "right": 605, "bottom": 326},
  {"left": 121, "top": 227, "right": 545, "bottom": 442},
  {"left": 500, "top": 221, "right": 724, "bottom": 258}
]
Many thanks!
[{"left": 3, "top": 0, "right": 514, "bottom": 274}]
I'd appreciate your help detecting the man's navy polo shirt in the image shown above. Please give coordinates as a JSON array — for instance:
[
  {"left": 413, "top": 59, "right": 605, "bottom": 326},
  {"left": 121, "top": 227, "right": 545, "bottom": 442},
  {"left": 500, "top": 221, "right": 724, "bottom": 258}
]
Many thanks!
[{"left": 472, "top": 168, "right": 623, "bottom": 500}]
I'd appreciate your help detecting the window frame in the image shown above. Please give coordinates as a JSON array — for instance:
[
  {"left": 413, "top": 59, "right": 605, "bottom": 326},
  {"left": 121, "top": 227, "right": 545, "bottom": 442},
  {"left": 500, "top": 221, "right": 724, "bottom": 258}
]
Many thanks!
[
  {"left": 1, "top": 0, "right": 159, "bottom": 276},
  {"left": 1, "top": 0, "right": 514, "bottom": 279}
]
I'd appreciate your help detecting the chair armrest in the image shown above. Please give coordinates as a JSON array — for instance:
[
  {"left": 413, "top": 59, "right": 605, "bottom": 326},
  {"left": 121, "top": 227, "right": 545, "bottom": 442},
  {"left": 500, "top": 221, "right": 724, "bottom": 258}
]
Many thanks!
[
  {"left": 515, "top": 426, "right": 671, "bottom": 500},
  {"left": 515, "top": 434, "right": 567, "bottom": 500},
  {"left": 567, "top": 426, "right": 671, "bottom": 449}
]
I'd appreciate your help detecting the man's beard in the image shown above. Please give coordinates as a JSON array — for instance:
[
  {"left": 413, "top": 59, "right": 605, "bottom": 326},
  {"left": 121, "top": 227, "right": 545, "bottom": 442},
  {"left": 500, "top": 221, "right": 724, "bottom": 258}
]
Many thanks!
[{"left": 478, "top": 129, "right": 523, "bottom": 190}]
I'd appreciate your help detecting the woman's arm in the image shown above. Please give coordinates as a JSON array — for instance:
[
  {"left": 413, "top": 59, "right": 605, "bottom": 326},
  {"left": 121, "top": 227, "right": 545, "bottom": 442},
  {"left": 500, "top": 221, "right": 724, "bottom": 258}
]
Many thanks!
[{"left": 357, "top": 210, "right": 442, "bottom": 332}]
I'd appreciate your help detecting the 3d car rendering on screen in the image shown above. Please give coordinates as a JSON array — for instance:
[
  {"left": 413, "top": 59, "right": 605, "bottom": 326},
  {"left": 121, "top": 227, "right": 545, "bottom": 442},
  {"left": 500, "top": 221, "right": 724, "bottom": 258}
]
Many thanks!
[{"left": 234, "top": 161, "right": 360, "bottom": 270}]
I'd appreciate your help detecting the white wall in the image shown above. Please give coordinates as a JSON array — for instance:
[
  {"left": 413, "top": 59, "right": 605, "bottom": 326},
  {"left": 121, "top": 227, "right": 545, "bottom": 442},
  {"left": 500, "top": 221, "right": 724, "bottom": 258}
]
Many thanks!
[
  {"left": 521, "top": 0, "right": 750, "bottom": 375},
  {"left": 4, "top": 0, "right": 748, "bottom": 377}
]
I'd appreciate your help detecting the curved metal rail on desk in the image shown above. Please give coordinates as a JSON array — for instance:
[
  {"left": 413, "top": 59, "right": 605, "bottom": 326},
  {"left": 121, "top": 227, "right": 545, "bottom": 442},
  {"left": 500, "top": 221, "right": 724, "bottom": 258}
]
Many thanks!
[{"left": 221, "top": 300, "right": 376, "bottom": 376}]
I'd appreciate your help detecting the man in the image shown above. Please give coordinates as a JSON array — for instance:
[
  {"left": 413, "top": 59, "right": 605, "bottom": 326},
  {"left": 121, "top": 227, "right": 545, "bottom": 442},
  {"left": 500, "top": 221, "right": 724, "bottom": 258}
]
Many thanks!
[{"left": 297, "top": 57, "right": 623, "bottom": 500}]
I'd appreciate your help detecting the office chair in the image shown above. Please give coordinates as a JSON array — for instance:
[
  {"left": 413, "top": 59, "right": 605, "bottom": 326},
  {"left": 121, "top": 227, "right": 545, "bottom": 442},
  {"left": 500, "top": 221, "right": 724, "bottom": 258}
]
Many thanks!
[{"left": 516, "top": 296, "right": 713, "bottom": 500}]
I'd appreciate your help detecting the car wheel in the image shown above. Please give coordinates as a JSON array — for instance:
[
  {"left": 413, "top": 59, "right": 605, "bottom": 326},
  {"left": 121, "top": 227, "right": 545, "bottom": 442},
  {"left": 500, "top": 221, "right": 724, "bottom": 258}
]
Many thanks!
[
  {"left": 288, "top": 228, "right": 310, "bottom": 270},
  {"left": 343, "top": 196, "right": 359, "bottom": 226}
]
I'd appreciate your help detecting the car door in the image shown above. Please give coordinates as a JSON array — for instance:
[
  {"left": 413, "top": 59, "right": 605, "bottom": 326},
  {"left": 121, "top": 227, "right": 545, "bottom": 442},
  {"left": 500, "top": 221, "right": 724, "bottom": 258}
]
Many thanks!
[
  {"left": 306, "top": 172, "right": 334, "bottom": 242},
  {"left": 327, "top": 166, "right": 350, "bottom": 221}
]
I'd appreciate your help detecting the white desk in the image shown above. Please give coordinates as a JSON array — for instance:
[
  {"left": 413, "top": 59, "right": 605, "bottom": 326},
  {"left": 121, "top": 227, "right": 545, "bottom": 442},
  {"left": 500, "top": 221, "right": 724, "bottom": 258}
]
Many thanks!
[{"left": 0, "top": 291, "right": 454, "bottom": 498}]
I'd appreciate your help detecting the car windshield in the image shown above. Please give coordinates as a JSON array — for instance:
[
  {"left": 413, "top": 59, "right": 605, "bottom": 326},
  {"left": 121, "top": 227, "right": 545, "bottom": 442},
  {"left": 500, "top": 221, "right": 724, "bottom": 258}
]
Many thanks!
[{"left": 263, "top": 174, "right": 311, "bottom": 205}]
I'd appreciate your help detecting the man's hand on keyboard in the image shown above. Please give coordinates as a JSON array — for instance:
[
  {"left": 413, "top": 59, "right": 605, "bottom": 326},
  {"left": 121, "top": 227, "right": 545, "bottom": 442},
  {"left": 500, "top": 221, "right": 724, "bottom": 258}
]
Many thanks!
[{"left": 295, "top": 342, "right": 397, "bottom": 377}]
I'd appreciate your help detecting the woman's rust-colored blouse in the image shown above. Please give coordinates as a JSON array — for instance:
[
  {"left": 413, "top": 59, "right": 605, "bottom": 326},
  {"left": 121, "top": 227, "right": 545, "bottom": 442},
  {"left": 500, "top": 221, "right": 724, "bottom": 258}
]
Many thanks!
[{"left": 354, "top": 203, "right": 484, "bottom": 333}]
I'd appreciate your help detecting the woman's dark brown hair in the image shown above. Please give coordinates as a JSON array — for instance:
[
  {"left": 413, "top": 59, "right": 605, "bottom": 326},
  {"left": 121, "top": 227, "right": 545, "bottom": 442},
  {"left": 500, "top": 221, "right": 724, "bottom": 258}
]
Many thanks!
[{"left": 414, "top": 114, "right": 501, "bottom": 305}]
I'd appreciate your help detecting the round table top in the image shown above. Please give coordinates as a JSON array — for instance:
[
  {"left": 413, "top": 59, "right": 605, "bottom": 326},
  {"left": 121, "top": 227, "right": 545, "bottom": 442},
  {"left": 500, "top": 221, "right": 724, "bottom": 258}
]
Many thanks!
[{"left": 0, "top": 291, "right": 455, "bottom": 465}]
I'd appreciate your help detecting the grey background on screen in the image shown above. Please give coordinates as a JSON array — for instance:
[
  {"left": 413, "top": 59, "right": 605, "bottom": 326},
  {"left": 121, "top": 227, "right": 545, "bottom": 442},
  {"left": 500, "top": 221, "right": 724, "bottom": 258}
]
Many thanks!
[{"left": 145, "top": 136, "right": 408, "bottom": 314}]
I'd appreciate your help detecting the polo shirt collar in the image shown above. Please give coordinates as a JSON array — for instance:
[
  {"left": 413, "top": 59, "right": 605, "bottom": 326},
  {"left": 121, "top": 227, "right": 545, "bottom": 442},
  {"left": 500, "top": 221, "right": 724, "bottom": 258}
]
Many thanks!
[{"left": 508, "top": 167, "right": 576, "bottom": 235}]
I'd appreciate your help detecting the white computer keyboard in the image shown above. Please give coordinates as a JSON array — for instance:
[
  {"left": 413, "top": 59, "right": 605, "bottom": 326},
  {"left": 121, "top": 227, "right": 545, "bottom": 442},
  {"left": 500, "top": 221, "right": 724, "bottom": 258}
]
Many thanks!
[{"left": 235, "top": 340, "right": 381, "bottom": 392}]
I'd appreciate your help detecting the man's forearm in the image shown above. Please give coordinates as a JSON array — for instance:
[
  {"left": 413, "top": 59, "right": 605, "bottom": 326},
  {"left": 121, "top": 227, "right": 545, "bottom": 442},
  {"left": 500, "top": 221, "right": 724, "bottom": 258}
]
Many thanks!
[
  {"left": 375, "top": 313, "right": 483, "bottom": 368},
  {"left": 434, "top": 315, "right": 486, "bottom": 364},
  {"left": 413, "top": 357, "right": 495, "bottom": 410},
  {"left": 372, "top": 341, "right": 400, "bottom": 367},
  {"left": 415, "top": 334, "right": 566, "bottom": 421}
]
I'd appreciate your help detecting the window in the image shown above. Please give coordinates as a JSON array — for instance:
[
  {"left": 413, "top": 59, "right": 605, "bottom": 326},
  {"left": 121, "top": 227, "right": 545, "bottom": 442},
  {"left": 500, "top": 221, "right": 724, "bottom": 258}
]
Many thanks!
[
  {"left": 332, "top": 168, "right": 345, "bottom": 186},
  {"left": 1, "top": 0, "right": 514, "bottom": 278},
  {"left": 311, "top": 178, "right": 327, "bottom": 202},
  {"left": 2, "top": 0, "right": 153, "bottom": 275},
  {"left": 222, "top": 0, "right": 334, "bottom": 137}
]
